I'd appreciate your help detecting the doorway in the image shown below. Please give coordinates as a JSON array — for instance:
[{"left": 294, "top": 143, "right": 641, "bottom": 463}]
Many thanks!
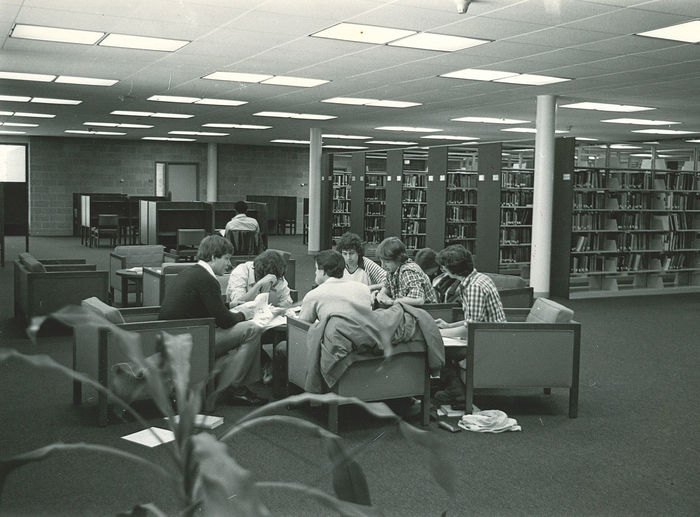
[{"left": 156, "top": 162, "right": 198, "bottom": 201}]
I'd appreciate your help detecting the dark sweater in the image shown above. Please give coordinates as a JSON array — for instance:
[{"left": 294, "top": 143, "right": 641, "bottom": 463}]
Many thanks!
[{"left": 159, "top": 264, "right": 244, "bottom": 329}]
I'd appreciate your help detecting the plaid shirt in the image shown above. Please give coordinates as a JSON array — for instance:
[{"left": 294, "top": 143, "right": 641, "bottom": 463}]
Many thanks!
[
  {"left": 384, "top": 259, "right": 438, "bottom": 303},
  {"left": 458, "top": 269, "right": 506, "bottom": 324}
]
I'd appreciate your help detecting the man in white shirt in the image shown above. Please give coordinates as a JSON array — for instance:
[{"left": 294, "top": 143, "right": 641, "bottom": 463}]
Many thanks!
[
  {"left": 225, "top": 201, "right": 260, "bottom": 233},
  {"left": 226, "top": 250, "right": 293, "bottom": 308}
]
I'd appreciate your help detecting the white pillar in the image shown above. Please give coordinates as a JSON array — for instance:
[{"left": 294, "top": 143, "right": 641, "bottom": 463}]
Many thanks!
[
  {"left": 308, "top": 128, "right": 322, "bottom": 253},
  {"left": 530, "top": 94, "right": 556, "bottom": 298},
  {"left": 206, "top": 143, "right": 217, "bottom": 202}
]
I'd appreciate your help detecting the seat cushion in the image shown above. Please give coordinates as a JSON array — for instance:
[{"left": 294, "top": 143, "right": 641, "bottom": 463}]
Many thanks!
[
  {"left": 18, "top": 252, "right": 46, "bottom": 273},
  {"left": 81, "top": 297, "right": 125, "bottom": 324},
  {"left": 526, "top": 298, "right": 574, "bottom": 324},
  {"left": 485, "top": 273, "right": 527, "bottom": 289}
]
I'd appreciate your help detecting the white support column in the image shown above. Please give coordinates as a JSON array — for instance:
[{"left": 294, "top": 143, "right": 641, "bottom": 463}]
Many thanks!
[
  {"left": 308, "top": 127, "right": 322, "bottom": 253},
  {"left": 206, "top": 143, "right": 217, "bottom": 202},
  {"left": 530, "top": 94, "right": 556, "bottom": 298}
]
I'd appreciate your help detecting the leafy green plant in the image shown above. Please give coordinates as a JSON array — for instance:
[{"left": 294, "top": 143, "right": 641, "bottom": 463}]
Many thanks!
[{"left": 0, "top": 307, "right": 454, "bottom": 516}]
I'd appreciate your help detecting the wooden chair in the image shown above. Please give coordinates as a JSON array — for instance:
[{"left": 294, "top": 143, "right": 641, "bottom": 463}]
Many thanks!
[
  {"left": 90, "top": 214, "right": 120, "bottom": 248},
  {"left": 173, "top": 228, "right": 207, "bottom": 261}
]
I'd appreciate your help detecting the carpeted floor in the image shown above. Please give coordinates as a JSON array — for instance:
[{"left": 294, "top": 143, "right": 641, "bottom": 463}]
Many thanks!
[{"left": 1, "top": 235, "right": 699, "bottom": 516}]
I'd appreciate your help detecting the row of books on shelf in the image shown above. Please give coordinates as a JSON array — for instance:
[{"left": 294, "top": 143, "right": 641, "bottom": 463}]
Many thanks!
[
  {"left": 573, "top": 212, "right": 696, "bottom": 231},
  {"left": 333, "top": 176, "right": 350, "bottom": 187},
  {"left": 365, "top": 190, "right": 386, "bottom": 201},
  {"left": 403, "top": 204, "right": 426, "bottom": 218},
  {"left": 448, "top": 172, "right": 478, "bottom": 189},
  {"left": 365, "top": 174, "right": 387, "bottom": 187},
  {"left": 403, "top": 235, "right": 426, "bottom": 250},
  {"left": 447, "top": 190, "right": 477, "bottom": 205},
  {"left": 571, "top": 254, "right": 695, "bottom": 273},
  {"left": 402, "top": 190, "right": 426, "bottom": 202},
  {"left": 572, "top": 232, "right": 697, "bottom": 253},
  {"left": 499, "top": 248, "right": 530, "bottom": 264},
  {"left": 447, "top": 205, "right": 476, "bottom": 221},
  {"left": 332, "top": 200, "right": 350, "bottom": 212},
  {"left": 574, "top": 169, "right": 653, "bottom": 190},
  {"left": 501, "top": 170, "right": 534, "bottom": 188},
  {"left": 365, "top": 207, "right": 386, "bottom": 217},
  {"left": 446, "top": 223, "right": 476, "bottom": 239},
  {"left": 333, "top": 214, "right": 350, "bottom": 226},
  {"left": 365, "top": 216, "right": 385, "bottom": 228},
  {"left": 501, "top": 227, "right": 531, "bottom": 245},
  {"left": 402, "top": 173, "right": 427, "bottom": 187},
  {"left": 660, "top": 171, "right": 699, "bottom": 191},
  {"left": 501, "top": 208, "right": 532, "bottom": 226},
  {"left": 332, "top": 187, "right": 350, "bottom": 200},
  {"left": 402, "top": 220, "right": 426, "bottom": 234},
  {"left": 574, "top": 191, "right": 696, "bottom": 211},
  {"left": 364, "top": 229, "right": 385, "bottom": 244},
  {"left": 501, "top": 191, "right": 533, "bottom": 206}
]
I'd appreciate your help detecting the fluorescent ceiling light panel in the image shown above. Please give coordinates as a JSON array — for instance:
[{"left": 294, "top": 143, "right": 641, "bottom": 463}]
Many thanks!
[
  {"left": 311, "top": 23, "right": 416, "bottom": 44},
  {"left": 322, "top": 134, "right": 371, "bottom": 140},
  {"left": 452, "top": 116, "right": 529, "bottom": 124},
  {"left": 169, "top": 131, "right": 228, "bottom": 136},
  {"left": 602, "top": 118, "right": 679, "bottom": 125},
  {"left": 202, "top": 123, "right": 271, "bottom": 129},
  {"left": 440, "top": 69, "right": 516, "bottom": 81},
  {"left": 374, "top": 126, "right": 442, "bottom": 133},
  {"left": 65, "top": 129, "right": 125, "bottom": 135},
  {"left": 560, "top": 102, "right": 655, "bottom": 112},
  {"left": 148, "top": 95, "right": 200, "bottom": 103},
  {"left": 610, "top": 144, "right": 641, "bottom": 149},
  {"left": 253, "top": 111, "right": 336, "bottom": 120},
  {"left": 118, "top": 123, "right": 153, "bottom": 128},
  {"left": 501, "top": 128, "right": 569, "bottom": 134},
  {"left": 686, "top": 139, "right": 700, "bottom": 143},
  {"left": 631, "top": 129, "right": 696, "bottom": 135},
  {"left": 202, "top": 72, "right": 273, "bottom": 83},
  {"left": 0, "top": 130, "right": 26, "bottom": 135},
  {"left": 31, "top": 97, "right": 81, "bottom": 105},
  {"left": 0, "top": 111, "right": 13, "bottom": 116},
  {"left": 261, "top": 76, "right": 329, "bottom": 87},
  {"left": 271, "top": 139, "right": 310, "bottom": 144},
  {"left": 84, "top": 122, "right": 153, "bottom": 128},
  {"left": 324, "top": 145, "right": 369, "bottom": 150},
  {"left": 421, "top": 135, "right": 480, "bottom": 141},
  {"left": 11, "top": 24, "right": 104, "bottom": 45},
  {"left": 0, "top": 71, "right": 55, "bottom": 82},
  {"left": 0, "top": 122, "right": 38, "bottom": 127},
  {"left": 0, "top": 95, "right": 30, "bottom": 102},
  {"left": 575, "top": 137, "right": 598, "bottom": 141},
  {"left": 56, "top": 76, "right": 118, "bottom": 86},
  {"left": 13, "top": 111, "right": 54, "bottom": 118},
  {"left": 322, "top": 97, "right": 420, "bottom": 108},
  {"left": 151, "top": 112, "right": 193, "bottom": 118},
  {"left": 367, "top": 140, "right": 417, "bottom": 145},
  {"left": 389, "top": 32, "right": 490, "bottom": 52},
  {"left": 195, "top": 98, "right": 247, "bottom": 106},
  {"left": 142, "top": 136, "right": 195, "bottom": 142},
  {"left": 99, "top": 34, "right": 189, "bottom": 52},
  {"left": 112, "top": 110, "right": 154, "bottom": 116},
  {"left": 494, "top": 73, "right": 570, "bottom": 85},
  {"left": 636, "top": 21, "right": 700, "bottom": 44}
]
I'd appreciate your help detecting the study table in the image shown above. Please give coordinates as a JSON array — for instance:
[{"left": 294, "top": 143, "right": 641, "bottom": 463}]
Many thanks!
[{"left": 115, "top": 267, "right": 143, "bottom": 308}]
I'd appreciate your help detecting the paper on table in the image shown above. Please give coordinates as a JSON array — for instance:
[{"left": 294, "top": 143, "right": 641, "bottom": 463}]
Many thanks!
[
  {"left": 121, "top": 427, "right": 175, "bottom": 447},
  {"left": 166, "top": 414, "right": 224, "bottom": 429},
  {"left": 127, "top": 266, "right": 143, "bottom": 273},
  {"left": 442, "top": 337, "right": 468, "bottom": 348},
  {"left": 232, "top": 293, "right": 287, "bottom": 328}
]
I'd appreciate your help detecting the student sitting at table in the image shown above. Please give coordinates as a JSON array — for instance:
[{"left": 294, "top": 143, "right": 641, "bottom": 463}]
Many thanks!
[
  {"left": 335, "top": 232, "right": 386, "bottom": 291},
  {"left": 225, "top": 200, "right": 260, "bottom": 233},
  {"left": 226, "top": 249, "right": 293, "bottom": 309},
  {"left": 374, "top": 237, "right": 437, "bottom": 308},
  {"left": 158, "top": 234, "right": 266, "bottom": 406}
]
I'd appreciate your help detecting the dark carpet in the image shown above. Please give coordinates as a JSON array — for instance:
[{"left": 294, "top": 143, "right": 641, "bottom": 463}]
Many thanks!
[{"left": 1, "top": 236, "right": 699, "bottom": 516}]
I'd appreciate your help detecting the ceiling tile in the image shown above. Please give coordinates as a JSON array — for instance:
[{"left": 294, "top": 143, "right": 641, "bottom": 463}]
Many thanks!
[{"left": 564, "top": 6, "right": 690, "bottom": 34}]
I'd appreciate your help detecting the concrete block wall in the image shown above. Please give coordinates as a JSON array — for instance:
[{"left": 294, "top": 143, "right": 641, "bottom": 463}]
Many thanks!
[{"left": 28, "top": 137, "right": 310, "bottom": 236}]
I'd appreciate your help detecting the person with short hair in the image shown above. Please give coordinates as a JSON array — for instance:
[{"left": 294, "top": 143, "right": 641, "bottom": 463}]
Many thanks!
[
  {"left": 433, "top": 244, "right": 506, "bottom": 406},
  {"left": 225, "top": 200, "right": 260, "bottom": 233},
  {"left": 159, "top": 235, "right": 266, "bottom": 406},
  {"left": 414, "top": 247, "right": 440, "bottom": 283},
  {"left": 335, "top": 232, "right": 386, "bottom": 291},
  {"left": 226, "top": 249, "right": 293, "bottom": 308},
  {"left": 298, "top": 250, "right": 373, "bottom": 323},
  {"left": 374, "top": 237, "right": 437, "bottom": 307}
]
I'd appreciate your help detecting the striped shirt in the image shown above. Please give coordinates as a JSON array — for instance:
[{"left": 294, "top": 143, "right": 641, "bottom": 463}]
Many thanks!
[
  {"left": 458, "top": 269, "right": 506, "bottom": 325},
  {"left": 384, "top": 259, "right": 438, "bottom": 303},
  {"left": 343, "top": 256, "right": 386, "bottom": 286}
]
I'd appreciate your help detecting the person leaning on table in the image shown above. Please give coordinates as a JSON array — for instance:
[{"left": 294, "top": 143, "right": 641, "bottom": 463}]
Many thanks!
[
  {"left": 433, "top": 244, "right": 506, "bottom": 407},
  {"left": 226, "top": 249, "right": 293, "bottom": 309},
  {"left": 374, "top": 236, "right": 437, "bottom": 308},
  {"left": 158, "top": 234, "right": 267, "bottom": 406}
]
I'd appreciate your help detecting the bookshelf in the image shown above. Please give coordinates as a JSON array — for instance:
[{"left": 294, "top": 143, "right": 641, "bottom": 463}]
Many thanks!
[
  {"left": 444, "top": 146, "right": 479, "bottom": 253},
  {"left": 364, "top": 151, "right": 387, "bottom": 246},
  {"left": 331, "top": 155, "right": 351, "bottom": 240},
  {"left": 401, "top": 150, "right": 428, "bottom": 252},
  {"left": 499, "top": 145, "right": 535, "bottom": 274},
  {"left": 564, "top": 142, "right": 700, "bottom": 298}
]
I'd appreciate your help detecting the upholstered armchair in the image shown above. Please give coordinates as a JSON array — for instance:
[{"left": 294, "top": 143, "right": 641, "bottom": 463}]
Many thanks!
[{"left": 109, "top": 245, "right": 176, "bottom": 306}]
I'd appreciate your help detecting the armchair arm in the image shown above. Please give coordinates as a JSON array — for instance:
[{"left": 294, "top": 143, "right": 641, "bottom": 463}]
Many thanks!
[{"left": 39, "top": 258, "right": 87, "bottom": 265}]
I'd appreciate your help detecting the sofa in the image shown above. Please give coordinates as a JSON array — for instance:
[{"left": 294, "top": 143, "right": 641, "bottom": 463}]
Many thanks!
[
  {"left": 109, "top": 245, "right": 176, "bottom": 306},
  {"left": 13, "top": 252, "right": 109, "bottom": 325},
  {"left": 73, "top": 297, "right": 216, "bottom": 426}
]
